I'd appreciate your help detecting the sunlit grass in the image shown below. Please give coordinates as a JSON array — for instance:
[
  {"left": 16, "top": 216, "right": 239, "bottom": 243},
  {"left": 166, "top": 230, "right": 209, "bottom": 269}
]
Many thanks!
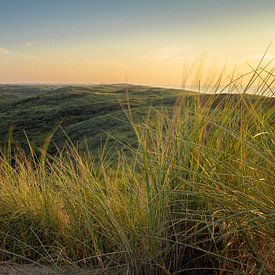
[{"left": 0, "top": 58, "right": 274, "bottom": 273}]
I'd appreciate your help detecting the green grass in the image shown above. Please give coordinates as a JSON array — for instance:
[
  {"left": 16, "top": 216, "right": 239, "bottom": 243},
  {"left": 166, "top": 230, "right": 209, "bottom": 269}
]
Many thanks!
[
  {"left": 0, "top": 84, "right": 196, "bottom": 156},
  {"left": 0, "top": 64, "right": 274, "bottom": 273}
]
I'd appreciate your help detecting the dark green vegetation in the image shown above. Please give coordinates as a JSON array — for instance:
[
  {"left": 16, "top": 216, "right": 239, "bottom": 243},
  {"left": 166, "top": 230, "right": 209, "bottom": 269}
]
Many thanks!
[
  {"left": 0, "top": 84, "right": 196, "bottom": 155},
  {"left": 0, "top": 79, "right": 274, "bottom": 274}
]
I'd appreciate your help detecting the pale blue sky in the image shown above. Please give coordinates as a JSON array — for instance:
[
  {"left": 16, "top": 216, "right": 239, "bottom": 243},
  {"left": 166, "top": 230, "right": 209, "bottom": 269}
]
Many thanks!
[{"left": 0, "top": 0, "right": 274, "bottom": 84}]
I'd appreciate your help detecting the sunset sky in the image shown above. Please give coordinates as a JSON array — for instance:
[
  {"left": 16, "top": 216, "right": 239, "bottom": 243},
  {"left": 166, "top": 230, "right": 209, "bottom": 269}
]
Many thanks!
[{"left": 0, "top": 0, "right": 274, "bottom": 86}]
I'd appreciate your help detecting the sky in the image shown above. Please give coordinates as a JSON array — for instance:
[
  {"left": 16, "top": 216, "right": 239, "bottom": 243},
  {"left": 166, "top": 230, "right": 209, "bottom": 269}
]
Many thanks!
[{"left": 0, "top": 0, "right": 274, "bottom": 86}]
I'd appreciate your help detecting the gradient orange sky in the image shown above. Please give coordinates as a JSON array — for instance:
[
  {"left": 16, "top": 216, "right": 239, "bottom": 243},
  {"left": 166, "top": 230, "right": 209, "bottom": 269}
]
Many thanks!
[{"left": 0, "top": 0, "right": 274, "bottom": 86}]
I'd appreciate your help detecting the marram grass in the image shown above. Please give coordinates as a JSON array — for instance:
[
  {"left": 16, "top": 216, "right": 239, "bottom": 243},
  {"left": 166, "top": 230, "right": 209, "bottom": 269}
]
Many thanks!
[{"left": 0, "top": 63, "right": 274, "bottom": 274}]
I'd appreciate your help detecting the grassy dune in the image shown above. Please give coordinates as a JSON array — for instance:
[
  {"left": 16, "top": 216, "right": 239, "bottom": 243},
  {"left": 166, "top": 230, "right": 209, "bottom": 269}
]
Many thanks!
[
  {"left": 0, "top": 65, "right": 274, "bottom": 273},
  {"left": 0, "top": 84, "right": 196, "bottom": 156}
]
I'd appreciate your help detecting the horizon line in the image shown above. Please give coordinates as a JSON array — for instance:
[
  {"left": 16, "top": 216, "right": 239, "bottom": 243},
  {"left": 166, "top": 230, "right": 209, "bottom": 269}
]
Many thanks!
[{"left": 0, "top": 82, "right": 186, "bottom": 89}]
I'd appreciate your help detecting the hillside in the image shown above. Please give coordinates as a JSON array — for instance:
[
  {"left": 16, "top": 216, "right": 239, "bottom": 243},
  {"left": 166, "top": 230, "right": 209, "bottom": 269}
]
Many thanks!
[
  {"left": 0, "top": 84, "right": 198, "bottom": 154},
  {"left": 1, "top": 84, "right": 274, "bottom": 157}
]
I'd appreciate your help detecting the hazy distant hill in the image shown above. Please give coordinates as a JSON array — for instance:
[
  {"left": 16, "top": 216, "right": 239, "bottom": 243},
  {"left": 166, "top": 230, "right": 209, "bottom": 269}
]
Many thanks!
[
  {"left": 0, "top": 84, "right": 198, "bottom": 154},
  {"left": 1, "top": 84, "right": 273, "bottom": 156}
]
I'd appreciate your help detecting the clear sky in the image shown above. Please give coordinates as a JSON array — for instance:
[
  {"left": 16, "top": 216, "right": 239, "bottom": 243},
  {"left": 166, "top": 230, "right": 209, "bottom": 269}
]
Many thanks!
[{"left": 0, "top": 0, "right": 274, "bottom": 86}]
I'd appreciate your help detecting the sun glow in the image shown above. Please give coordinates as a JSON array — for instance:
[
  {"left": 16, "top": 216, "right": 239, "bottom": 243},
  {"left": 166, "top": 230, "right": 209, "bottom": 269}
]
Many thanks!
[{"left": 0, "top": 1, "right": 274, "bottom": 87}]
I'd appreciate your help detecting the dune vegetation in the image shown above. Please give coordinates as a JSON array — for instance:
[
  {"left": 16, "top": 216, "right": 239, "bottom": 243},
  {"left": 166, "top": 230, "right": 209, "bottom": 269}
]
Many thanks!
[
  {"left": 0, "top": 84, "right": 197, "bottom": 157},
  {"left": 0, "top": 61, "right": 274, "bottom": 274}
]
